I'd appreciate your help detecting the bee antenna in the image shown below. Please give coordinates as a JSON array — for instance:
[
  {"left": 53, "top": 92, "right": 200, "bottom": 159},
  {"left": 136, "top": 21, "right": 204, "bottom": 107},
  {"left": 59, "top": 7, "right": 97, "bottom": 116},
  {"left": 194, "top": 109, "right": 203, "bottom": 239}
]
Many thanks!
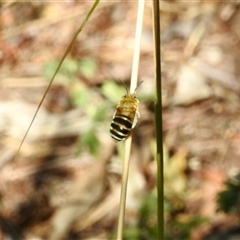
[
  {"left": 134, "top": 80, "right": 143, "bottom": 92},
  {"left": 118, "top": 79, "right": 129, "bottom": 93}
]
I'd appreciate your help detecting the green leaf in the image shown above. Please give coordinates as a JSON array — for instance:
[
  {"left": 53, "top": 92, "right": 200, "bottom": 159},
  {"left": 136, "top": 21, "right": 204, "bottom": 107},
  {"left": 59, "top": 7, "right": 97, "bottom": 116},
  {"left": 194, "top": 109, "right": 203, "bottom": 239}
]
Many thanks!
[
  {"left": 77, "top": 128, "right": 100, "bottom": 155},
  {"left": 101, "top": 80, "right": 126, "bottom": 104},
  {"left": 92, "top": 104, "right": 108, "bottom": 122},
  {"left": 62, "top": 58, "right": 79, "bottom": 75},
  {"left": 78, "top": 58, "right": 97, "bottom": 79},
  {"left": 71, "top": 87, "right": 91, "bottom": 107},
  {"left": 42, "top": 59, "right": 78, "bottom": 85},
  {"left": 217, "top": 173, "right": 240, "bottom": 213}
]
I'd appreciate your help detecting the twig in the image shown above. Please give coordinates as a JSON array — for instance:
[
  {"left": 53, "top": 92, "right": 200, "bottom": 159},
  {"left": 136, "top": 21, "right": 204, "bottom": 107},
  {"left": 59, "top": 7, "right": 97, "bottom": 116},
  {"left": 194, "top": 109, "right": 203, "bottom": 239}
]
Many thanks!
[{"left": 117, "top": 0, "right": 145, "bottom": 239}]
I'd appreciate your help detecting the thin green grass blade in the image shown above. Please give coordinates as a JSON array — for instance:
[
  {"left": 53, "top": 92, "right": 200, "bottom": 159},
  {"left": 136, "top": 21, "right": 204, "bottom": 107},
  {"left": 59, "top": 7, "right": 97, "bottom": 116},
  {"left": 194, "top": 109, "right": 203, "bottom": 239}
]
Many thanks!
[
  {"left": 13, "top": 0, "right": 100, "bottom": 161},
  {"left": 152, "top": 0, "right": 164, "bottom": 239}
]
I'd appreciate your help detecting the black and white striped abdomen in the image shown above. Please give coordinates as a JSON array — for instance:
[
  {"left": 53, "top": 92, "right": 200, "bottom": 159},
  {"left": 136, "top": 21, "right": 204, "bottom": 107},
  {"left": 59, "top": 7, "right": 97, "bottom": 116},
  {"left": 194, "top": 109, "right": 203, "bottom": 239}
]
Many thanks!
[{"left": 110, "top": 114, "right": 133, "bottom": 141}]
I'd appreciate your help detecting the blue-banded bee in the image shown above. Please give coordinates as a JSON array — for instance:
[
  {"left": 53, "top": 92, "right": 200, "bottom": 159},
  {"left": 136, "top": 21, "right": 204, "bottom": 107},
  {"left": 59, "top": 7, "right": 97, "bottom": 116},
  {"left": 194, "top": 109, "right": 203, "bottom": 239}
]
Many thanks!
[{"left": 110, "top": 82, "right": 141, "bottom": 141}]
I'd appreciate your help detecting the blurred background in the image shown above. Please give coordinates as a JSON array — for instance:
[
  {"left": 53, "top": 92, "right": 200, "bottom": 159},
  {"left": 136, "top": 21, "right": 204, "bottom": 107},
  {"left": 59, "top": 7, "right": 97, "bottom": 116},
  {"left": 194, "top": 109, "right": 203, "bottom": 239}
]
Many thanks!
[{"left": 0, "top": 1, "right": 240, "bottom": 239}]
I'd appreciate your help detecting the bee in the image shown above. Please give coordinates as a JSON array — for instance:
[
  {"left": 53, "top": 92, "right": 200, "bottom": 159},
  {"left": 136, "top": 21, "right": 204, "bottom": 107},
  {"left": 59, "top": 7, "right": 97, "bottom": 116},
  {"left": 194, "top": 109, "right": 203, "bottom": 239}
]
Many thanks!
[{"left": 110, "top": 82, "right": 141, "bottom": 141}]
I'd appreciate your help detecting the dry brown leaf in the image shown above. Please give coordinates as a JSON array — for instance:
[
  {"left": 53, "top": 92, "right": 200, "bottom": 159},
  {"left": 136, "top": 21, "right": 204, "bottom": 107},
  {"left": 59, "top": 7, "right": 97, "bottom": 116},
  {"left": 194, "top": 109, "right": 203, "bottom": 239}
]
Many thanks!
[{"left": 172, "top": 62, "right": 212, "bottom": 105}]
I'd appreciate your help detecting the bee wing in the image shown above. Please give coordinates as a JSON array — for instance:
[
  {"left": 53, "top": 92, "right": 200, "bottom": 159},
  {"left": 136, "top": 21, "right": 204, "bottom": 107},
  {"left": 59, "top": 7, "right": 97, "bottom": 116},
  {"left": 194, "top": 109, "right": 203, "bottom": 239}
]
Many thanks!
[
  {"left": 112, "top": 111, "right": 117, "bottom": 118},
  {"left": 132, "top": 110, "right": 140, "bottom": 129}
]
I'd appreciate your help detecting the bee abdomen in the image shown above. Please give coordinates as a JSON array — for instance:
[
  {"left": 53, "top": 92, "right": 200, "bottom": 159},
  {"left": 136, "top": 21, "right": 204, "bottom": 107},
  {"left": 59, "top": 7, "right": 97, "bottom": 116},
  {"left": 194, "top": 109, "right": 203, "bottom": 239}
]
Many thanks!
[{"left": 110, "top": 115, "right": 132, "bottom": 141}]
